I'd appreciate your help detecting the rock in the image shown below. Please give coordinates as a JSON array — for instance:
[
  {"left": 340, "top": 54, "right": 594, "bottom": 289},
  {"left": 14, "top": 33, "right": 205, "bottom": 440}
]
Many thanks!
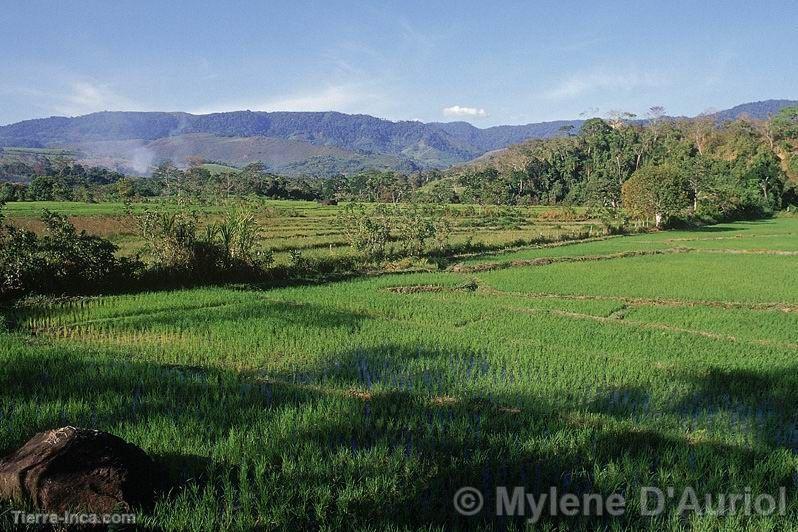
[{"left": 0, "top": 426, "right": 156, "bottom": 514}]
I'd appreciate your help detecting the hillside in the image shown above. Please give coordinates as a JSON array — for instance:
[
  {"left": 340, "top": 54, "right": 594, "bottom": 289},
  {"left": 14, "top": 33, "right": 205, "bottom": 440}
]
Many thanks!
[
  {"left": 456, "top": 99, "right": 798, "bottom": 173},
  {"left": 710, "top": 99, "right": 798, "bottom": 122},
  {"left": 70, "top": 134, "right": 411, "bottom": 176},
  {"left": 0, "top": 99, "right": 794, "bottom": 176},
  {"left": 0, "top": 111, "right": 475, "bottom": 169}
]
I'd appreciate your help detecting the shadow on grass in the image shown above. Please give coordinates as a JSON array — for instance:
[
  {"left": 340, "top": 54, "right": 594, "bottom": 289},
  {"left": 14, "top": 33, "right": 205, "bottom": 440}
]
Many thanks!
[
  {"left": 671, "top": 366, "right": 798, "bottom": 449},
  {"left": 1, "top": 336, "right": 796, "bottom": 529}
]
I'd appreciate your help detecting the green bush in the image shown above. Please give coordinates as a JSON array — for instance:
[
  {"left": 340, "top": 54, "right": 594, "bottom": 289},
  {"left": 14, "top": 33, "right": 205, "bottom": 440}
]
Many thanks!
[
  {"left": 337, "top": 204, "right": 392, "bottom": 261},
  {"left": 394, "top": 207, "right": 437, "bottom": 257},
  {"left": 0, "top": 209, "right": 139, "bottom": 300},
  {"left": 622, "top": 164, "right": 691, "bottom": 228},
  {"left": 134, "top": 206, "right": 270, "bottom": 283},
  {"left": 338, "top": 204, "right": 452, "bottom": 262}
]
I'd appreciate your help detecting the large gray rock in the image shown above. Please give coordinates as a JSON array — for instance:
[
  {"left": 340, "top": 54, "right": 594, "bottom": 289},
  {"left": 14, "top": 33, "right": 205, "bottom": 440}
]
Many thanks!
[{"left": 0, "top": 426, "right": 156, "bottom": 513}]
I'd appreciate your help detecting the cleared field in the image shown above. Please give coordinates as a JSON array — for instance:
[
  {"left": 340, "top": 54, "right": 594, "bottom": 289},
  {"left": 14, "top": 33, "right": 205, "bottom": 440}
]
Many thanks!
[
  {"left": 0, "top": 146, "right": 74, "bottom": 156},
  {"left": 201, "top": 163, "right": 241, "bottom": 175},
  {"left": 1, "top": 215, "right": 797, "bottom": 529}
]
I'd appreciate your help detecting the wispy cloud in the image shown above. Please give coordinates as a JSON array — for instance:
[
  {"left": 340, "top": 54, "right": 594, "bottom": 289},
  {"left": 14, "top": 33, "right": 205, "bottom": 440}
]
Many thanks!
[
  {"left": 442, "top": 105, "right": 488, "bottom": 118},
  {"left": 192, "top": 83, "right": 388, "bottom": 115},
  {"left": 398, "top": 18, "right": 435, "bottom": 55},
  {"left": 550, "top": 35, "right": 613, "bottom": 53},
  {"left": 543, "top": 69, "right": 669, "bottom": 100},
  {"left": 322, "top": 41, "right": 388, "bottom": 78},
  {"left": 263, "top": 85, "right": 369, "bottom": 112},
  {"left": 1, "top": 80, "right": 134, "bottom": 118},
  {"left": 53, "top": 81, "right": 133, "bottom": 115},
  {"left": 700, "top": 51, "right": 734, "bottom": 89}
]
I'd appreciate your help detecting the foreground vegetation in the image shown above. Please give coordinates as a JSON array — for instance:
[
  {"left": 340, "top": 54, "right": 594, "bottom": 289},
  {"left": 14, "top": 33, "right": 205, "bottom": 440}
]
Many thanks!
[
  {"left": 1, "top": 200, "right": 608, "bottom": 293},
  {"left": 1, "top": 214, "right": 797, "bottom": 529},
  {"left": 1, "top": 107, "right": 795, "bottom": 527}
]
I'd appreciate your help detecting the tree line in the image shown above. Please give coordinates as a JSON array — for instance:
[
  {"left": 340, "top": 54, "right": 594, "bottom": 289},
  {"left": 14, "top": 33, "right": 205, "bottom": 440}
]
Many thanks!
[
  {"left": 2, "top": 108, "right": 796, "bottom": 226},
  {"left": 445, "top": 107, "right": 797, "bottom": 224}
]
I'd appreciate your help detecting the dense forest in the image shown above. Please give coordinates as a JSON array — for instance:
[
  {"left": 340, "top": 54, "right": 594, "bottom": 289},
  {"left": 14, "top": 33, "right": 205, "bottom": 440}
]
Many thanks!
[
  {"left": 440, "top": 107, "right": 798, "bottom": 221},
  {"left": 2, "top": 107, "right": 797, "bottom": 225}
]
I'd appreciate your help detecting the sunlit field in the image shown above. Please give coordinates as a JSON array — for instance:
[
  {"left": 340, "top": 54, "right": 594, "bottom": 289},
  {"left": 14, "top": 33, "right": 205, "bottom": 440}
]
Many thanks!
[
  {"left": 1, "top": 213, "right": 796, "bottom": 530},
  {"left": 2, "top": 200, "right": 601, "bottom": 264}
]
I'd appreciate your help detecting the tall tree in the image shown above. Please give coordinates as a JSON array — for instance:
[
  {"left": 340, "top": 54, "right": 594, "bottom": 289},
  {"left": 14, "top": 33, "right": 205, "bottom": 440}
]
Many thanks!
[{"left": 622, "top": 164, "right": 690, "bottom": 228}]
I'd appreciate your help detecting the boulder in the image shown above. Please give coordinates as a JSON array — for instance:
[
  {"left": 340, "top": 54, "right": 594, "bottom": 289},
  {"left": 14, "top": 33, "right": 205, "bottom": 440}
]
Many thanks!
[{"left": 0, "top": 426, "right": 156, "bottom": 514}]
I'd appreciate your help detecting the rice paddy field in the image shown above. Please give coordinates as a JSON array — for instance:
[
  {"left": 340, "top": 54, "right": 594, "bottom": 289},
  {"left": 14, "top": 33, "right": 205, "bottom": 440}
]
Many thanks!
[
  {"left": 1, "top": 201, "right": 598, "bottom": 264},
  {"left": 1, "top": 208, "right": 798, "bottom": 530}
]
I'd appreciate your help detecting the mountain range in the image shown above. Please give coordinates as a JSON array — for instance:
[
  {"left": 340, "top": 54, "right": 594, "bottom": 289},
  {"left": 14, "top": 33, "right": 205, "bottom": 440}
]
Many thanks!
[{"left": 0, "top": 99, "right": 794, "bottom": 177}]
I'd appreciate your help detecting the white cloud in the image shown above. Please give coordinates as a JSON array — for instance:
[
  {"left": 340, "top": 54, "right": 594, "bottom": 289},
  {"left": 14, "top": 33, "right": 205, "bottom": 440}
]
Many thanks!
[
  {"left": 398, "top": 18, "right": 435, "bottom": 55},
  {"left": 543, "top": 69, "right": 669, "bottom": 100},
  {"left": 53, "top": 81, "right": 133, "bottom": 115},
  {"left": 442, "top": 105, "right": 488, "bottom": 118},
  {"left": 264, "top": 85, "right": 366, "bottom": 112},
  {"left": 1, "top": 80, "right": 134, "bottom": 118},
  {"left": 192, "top": 84, "right": 386, "bottom": 115}
]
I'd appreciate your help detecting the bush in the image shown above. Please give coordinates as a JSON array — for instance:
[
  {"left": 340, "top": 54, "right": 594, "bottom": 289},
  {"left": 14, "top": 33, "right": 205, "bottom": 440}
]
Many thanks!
[
  {"left": 695, "top": 183, "right": 771, "bottom": 223},
  {"left": 0, "top": 210, "right": 139, "bottom": 300},
  {"left": 587, "top": 206, "right": 629, "bottom": 235},
  {"left": 337, "top": 204, "right": 392, "bottom": 261},
  {"left": 134, "top": 206, "right": 270, "bottom": 283},
  {"left": 338, "top": 204, "right": 452, "bottom": 262},
  {"left": 394, "top": 207, "right": 437, "bottom": 257}
]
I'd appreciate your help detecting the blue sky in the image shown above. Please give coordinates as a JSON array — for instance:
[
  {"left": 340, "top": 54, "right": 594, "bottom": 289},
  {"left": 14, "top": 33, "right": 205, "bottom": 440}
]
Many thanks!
[{"left": 1, "top": 0, "right": 795, "bottom": 126}]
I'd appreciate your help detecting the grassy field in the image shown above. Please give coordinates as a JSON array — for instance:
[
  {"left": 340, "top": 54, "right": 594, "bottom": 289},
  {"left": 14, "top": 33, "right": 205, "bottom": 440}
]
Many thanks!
[
  {"left": 0, "top": 146, "right": 75, "bottom": 156},
  {"left": 201, "top": 163, "right": 242, "bottom": 175},
  {"left": 1, "top": 209, "right": 797, "bottom": 529},
  {"left": 3, "top": 201, "right": 600, "bottom": 264}
]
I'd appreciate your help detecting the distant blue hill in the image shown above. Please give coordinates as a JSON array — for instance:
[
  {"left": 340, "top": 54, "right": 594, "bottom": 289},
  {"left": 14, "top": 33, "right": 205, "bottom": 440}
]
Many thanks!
[{"left": 0, "top": 99, "right": 794, "bottom": 174}]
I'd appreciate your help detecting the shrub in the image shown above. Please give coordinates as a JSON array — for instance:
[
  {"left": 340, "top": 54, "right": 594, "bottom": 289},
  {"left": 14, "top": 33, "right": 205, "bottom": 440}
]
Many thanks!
[
  {"left": 587, "top": 206, "right": 629, "bottom": 235},
  {"left": 338, "top": 204, "right": 452, "bottom": 262},
  {"left": 0, "top": 209, "right": 139, "bottom": 300},
  {"left": 135, "top": 210, "right": 201, "bottom": 270},
  {"left": 337, "top": 204, "right": 392, "bottom": 261},
  {"left": 212, "top": 208, "right": 261, "bottom": 267},
  {"left": 288, "top": 249, "right": 304, "bottom": 268},
  {"left": 394, "top": 207, "right": 437, "bottom": 257},
  {"left": 134, "top": 206, "right": 269, "bottom": 283},
  {"left": 433, "top": 219, "right": 452, "bottom": 253}
]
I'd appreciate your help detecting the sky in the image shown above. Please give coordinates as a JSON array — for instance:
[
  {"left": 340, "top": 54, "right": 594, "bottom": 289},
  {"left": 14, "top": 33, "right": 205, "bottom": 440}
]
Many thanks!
[{"left": 0, "top": 0, "right": 796, "bottom": 127}]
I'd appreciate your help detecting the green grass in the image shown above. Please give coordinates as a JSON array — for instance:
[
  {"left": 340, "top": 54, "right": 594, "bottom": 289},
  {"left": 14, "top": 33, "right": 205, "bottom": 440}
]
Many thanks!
[
  {"left": 3, "top": 201, "right": 605, "bottom": 265},
  {"left": 476, "top": 252, "right": 798, "bottom": 304},
  {"left": 201, "top": 163, "right": 242, "bottom": 175},
  {"left": 1, "top": 216, "right": 797, "bottom": 530},
  {"left": 459, "top": 217, "right": 798, "bottom": 266},
  {"left": 1, "top": 146, "right": 74, "bottom": 156}
]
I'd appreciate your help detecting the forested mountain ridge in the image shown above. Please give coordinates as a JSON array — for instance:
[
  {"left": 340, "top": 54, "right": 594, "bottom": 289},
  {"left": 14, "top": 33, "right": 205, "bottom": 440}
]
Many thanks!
[
  {"left": 0, "top": 100, "right": 795, "bottom": 175},
  {"left": 3, "top": 103, "right": 796, "bottom": 219},
  {"left": 710, "top": 100, "right": 798, "bottom": 123}
]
